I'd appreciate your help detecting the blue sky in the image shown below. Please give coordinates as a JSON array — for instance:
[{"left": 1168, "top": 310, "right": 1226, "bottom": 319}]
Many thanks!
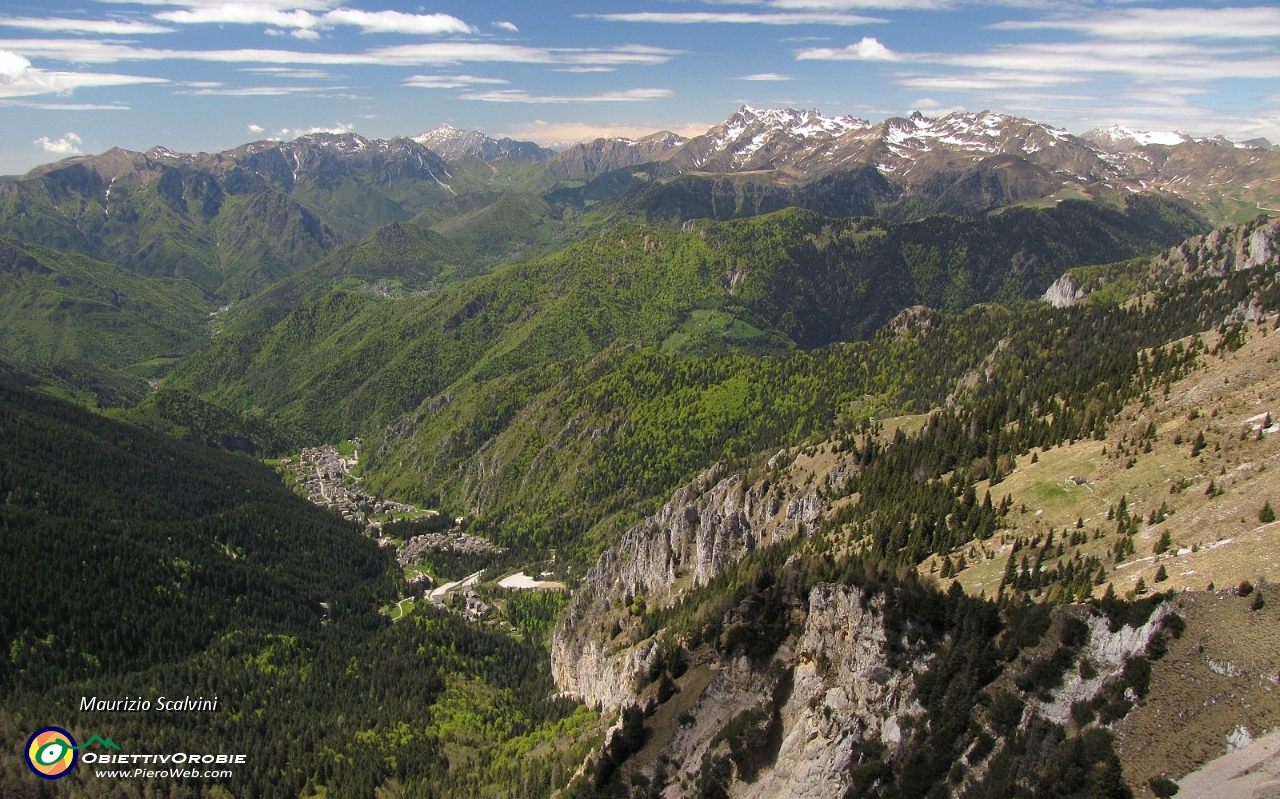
[{"left": 1, "top": 0, "right": 1278, "bottom": 174}]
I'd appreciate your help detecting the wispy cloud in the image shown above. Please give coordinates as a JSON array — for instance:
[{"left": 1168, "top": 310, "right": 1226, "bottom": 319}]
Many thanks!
[
  {"left": 34, "top": 131, "right": 81, "bottom": 154},
  {"left": 739, "top": 72, "right": 791, "bottom": 81},
  {"left": 369, "top": 42, "right": 682, "bottom": 67},
  {"left": 179, "top": 84, "right": 347, "bottom": 96},
  {"left": 497, "top": 119, "right": 713, "bottom": 146},
  {"left": 796, "top": 36, "right": 898, "bottom": 60},
  {"left": 942, "top": 42, "right": 1280, "bottom": 82},
  {"left": 155, "top": 6, "right": 474, "bottom": 36},
  {"left": 769, "top": 0, "right": 949, "bottom": 8},
  {"left": 0, "top": 17, "right": 173, "bottom": 35},
  {"left": 0, "top": 39, "right": 684, "bottom": 68},
  {"left": 241, "top": 67, "right": 329, "bottom": 78},
  {"left": 323, "top": 10, "right": 475, "bottom": 36},
  {"left": 992, "top": 7, "right": 1280, "bottom": 42},
  {"left": 895, "top": 71, "right": 1082, "bottom": 91},
  {"left": 100, "top": 0, "right": 339, "bottom": 9},
  {"left": 0, "top": 48, "right": 167, "bottom": 98},
  {"left": 273, "top": 121, "right": 354, "bottom": 139},
  {"left": 584, "top": 11, "right": 885, "bottom": 26},
  {"left": 0, "top": 100, "right": 129, "bottom": 110},
  {"left": 492, "top": 21, "right": 518, "bottom": 33},
  {"left": 459, "top": 87, "right": 674, "bottom": 104},
  {"left": 404, "top": 74, "right": 509, "bottom": 89},
  {"left": 247, "top": 123, "right": 264, "bottom": 132}
]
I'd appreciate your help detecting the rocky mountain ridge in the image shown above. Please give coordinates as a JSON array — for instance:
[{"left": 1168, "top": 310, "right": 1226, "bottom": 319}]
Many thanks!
[
  {"left": 552, "top": 461, "right": 823, "bottom": 710},
  {"left": 1045, "top": 214, "right": 1280, "bottom": 307},
  {"left": 545, "top": 130, "right": 690, "bottom": 181},
  {"left": 551, "top": 434, "right": 1182, "bottom": 797},
  {"left": 540, "top": 105, "right": 1280, "bottom": 222},
  {"left": 412, "top": 124, "right": 554, "bottom": 163}
]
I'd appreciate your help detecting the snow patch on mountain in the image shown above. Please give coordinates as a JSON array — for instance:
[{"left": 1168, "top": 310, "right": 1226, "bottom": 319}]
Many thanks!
[
  {"left": 1086, "top": 125, "right": 1191, "bottom": 149},
  {"left": 412, "top": 124, "right": 552, "bottom": 162}
]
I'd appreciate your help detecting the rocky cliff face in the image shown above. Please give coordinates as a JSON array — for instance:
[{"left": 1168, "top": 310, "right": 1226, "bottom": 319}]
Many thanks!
[
  {"left": 545, "top": 131, "right": 689, "bottom": 181},
  {"left": 551, "top": 462, "right": 823, "bottom": 710},
  {"left": 1038, "top": 605, "right": 1170, "bottom": 725},
  {"left": 1042, "top": 273, "right": 1085, "bottom": 308},
  {"left": 1043, "top": 215, "right": 1280, "bottom": 309},
  {"left": 552, "top": 427, "right": 1194, "bottom": 797},
  {"left": 1150, "top": 215, "right": 1280, "bottom": 281},
  {"left": 735, "top": 586, "right": 924, "bottom": 799}
]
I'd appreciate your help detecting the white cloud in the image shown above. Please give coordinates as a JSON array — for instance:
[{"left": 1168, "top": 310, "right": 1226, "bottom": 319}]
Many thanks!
[
  {"left": 770, "top": 0, "right": 948, "bottom": 8},
  {"left": 796, "top": 36, "right": 898, "bottom": 60},
  {"left": 0, "top": 100, "right": 128, "bottom": 109},
  {"left": 0, "top": 49, "right": 28, "bottom": 79},
  {"left": 181, "top": 84, "right": 346, "bottom": 95},
  {"left": 895, "top": 71, "right": 1082, "bottom": 91},
  {"left": 0, "top": 39, "right": 683, "bottom": 68},
  {"left": 585, "top": 11, "right": 885, "bottom": 26},
  {"left": 368, "top": 42, "right": 682, "bottom": 67},
  {"left": 459, "top": 87, "right": 674, "bottom": 104},
  {"left": 941, "top": 41, "right": 1280, "bottom": 82},
  {"left": 492, "top": 21, "right": 518, "bottom": 33},
  {"left": 155, "top": 6, "right": 474, "bottom": 36},
  {"left": 403, "top": 74, "right": 509, "bottom": 89},
  {"left": 157, "top": 6, "right": 318, "bottom": 29},
  {"left": 247, "top": 123, "right": 264, "bottom": 132},
  {"left": 554, "top": 66, "right": 616, "bottom": 73},
  {"left": 274, "top": 121, "right": 353, "bottom": 139},
  {"left": 100, "top": 0, "right": 338, "bottom": 9},
  {"left": 739, "top": 72, "right": 791, "bottom": 81},
  {"left": 497, "top": 119, "right": 713, "bottom": 147},
  {"left": 35, "top": 132, "right": 81, "bottom": 154},
  {"left": 0, "top": 17, "right": 174, "bottom": 35},
  {"left": 992, "top": 7, "right": 1280, "bottom": 42},
  {"left": 241, "top": 67, "right": 329, "bottom": 78},
  {"left": 0, "top": 48, "right": 168, "bottom": 98},
  {"left": 322, "top": 10, "right": 475, "bottom": 36}
]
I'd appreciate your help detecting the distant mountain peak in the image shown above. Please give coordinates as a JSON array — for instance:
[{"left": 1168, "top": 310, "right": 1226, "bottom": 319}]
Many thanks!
[
  {"left": 412, "top": 125, "right": 552, "bottom": 162},
  {"left": 1084, "top": 125, "right": 1191, "bottom": 149}
]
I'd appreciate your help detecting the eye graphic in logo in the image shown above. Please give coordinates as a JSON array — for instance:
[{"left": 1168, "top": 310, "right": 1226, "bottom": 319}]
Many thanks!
[{"left": 25, "top": 727, "right": 77, "bottom": 780}]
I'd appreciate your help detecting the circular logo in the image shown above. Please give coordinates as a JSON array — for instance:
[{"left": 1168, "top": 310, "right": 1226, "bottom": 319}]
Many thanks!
[{"left": 25, "top": 727, "right": 77, "bottom": 780}]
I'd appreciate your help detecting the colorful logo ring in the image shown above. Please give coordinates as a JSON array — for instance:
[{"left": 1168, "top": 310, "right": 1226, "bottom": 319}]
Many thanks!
[{"left": 25, "top": 727, "right": 77, "bottom": 780}]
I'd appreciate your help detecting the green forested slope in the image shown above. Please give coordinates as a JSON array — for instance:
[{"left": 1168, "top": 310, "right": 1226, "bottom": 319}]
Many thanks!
[
  {"left": 366, "top": 257, "right": 1275, "bottom": 561},
  {"left": 0, "top": 236, "right": 217, "bottom": 403},
  {"left": 0, "top": 160, "right": 338, "bottom": 298},
  {"left": 0, "top": 383, "right": 590, "bottom": 798},
  {"left": 171, "top": 195, "right": 1206, "bottom": 448},
  {"left": 0, "top": 382, "right": 397, "bottom": 694}
]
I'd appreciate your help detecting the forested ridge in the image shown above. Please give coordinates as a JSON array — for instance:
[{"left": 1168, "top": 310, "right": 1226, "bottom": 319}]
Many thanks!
[
  {"left": 0, "top": 384, "right": 593, "bottom": 797},
  {"left": 0, "top": 382, "right": 398, "bottom": 696},
  {"left": 366, "top": 248, "right": 1276, "bottom": 565},
  {"left": 553, "top": 236, "right": 1278, "bottom": 798},
  {"left": 168, "top": 196, "right": 1203, "bottom": 453}
]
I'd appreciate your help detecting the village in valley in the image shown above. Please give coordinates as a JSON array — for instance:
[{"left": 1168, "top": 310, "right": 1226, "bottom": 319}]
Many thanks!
[{"left": 274, "top": 440, "right": 566, "bottom": 630}]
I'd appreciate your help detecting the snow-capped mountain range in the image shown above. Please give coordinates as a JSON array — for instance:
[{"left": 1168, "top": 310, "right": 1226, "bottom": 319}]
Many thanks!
[
  {"left": 537, "top": 106, "right": 1279, "bottom": 217},
  {"left": 610, "top": 105, "right": 1274, "bottom": 181},
  {"left": 13, "top": 105, "right": 1279, "bottom": 225}
]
